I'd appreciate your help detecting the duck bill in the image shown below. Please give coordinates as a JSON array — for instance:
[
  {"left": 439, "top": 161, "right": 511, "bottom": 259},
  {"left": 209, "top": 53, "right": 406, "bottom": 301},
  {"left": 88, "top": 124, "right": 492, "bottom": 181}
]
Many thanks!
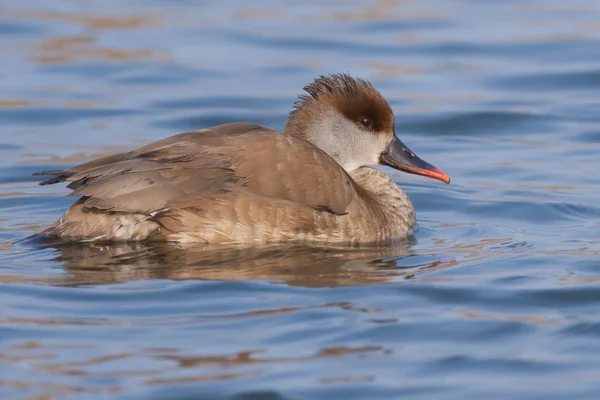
[{"left": 381, "top": 136, "right": 450, "bottom": 184}]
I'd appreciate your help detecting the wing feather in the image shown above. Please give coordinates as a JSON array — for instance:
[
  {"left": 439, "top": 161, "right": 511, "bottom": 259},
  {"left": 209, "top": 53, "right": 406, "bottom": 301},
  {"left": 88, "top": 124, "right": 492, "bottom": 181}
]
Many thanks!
[{"left": 35, "top": 123, "right": 359, "bottom": 216}]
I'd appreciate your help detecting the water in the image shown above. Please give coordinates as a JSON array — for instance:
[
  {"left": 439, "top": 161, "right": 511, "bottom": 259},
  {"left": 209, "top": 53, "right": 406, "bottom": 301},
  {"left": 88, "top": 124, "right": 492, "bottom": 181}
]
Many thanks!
[{"left": 1, "top": 0, "right": 600, "bottom": 398}]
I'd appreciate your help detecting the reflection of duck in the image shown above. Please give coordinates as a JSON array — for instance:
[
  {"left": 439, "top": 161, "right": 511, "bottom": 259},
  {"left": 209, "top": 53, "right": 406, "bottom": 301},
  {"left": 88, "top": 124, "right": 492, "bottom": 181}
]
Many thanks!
[
  {"left": 35, "top": 74, "right": 449, "bottom": 244},
  {"left": 45, "top": 239, "right": 454, "bottom": 288}
]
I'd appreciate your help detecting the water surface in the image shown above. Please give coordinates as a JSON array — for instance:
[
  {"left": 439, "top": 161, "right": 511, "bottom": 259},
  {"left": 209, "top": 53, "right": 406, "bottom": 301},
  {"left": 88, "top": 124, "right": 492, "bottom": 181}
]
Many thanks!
[{"left": 1, "top": 0, "right": 600, "bottom": 398}]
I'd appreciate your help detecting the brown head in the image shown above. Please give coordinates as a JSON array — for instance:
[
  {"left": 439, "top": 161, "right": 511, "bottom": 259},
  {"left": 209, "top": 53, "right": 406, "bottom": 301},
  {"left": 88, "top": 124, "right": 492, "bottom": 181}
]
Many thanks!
[{"left": 284, "top": 73, "right": 450, "bottom": 184}]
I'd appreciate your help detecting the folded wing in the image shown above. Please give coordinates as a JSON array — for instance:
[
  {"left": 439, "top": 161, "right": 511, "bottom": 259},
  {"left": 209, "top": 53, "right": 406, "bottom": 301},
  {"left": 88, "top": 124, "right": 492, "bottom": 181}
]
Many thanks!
[{"left": 36, "top": 123, "right": 359, "bottom": 218}]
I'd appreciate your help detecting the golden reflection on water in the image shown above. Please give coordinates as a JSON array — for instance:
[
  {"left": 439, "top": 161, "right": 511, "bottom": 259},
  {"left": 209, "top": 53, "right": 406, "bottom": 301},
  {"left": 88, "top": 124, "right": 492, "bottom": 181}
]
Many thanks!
[
  {"left": 2, "top": 341, "right": 391, "bottom": 391},
  {"left": 17, "top": 10, "right": 160, "bottom": 30},
  {"left": 5, "top": 9, "right": 169, "bottom": 64},
  {"left": 235, "top": 7, "right": 285, "bottom": 20},
  {"left": 456, "top": 310, "right": 562, "bottom": 326},
  {"left": 30, "top": 35, "right": 168, "bottom": 64},
  {"left": 325, "top": 0, "right": 444, "bottom": 23},
  {"left": 0, "top": 379, "right": 89, "bottom": 398},
  {"left": 363, "top": 62, "right": 422, "bottom": 78},
  {"left": 0, "top": 100, "right": 38, "bottom": 108}
]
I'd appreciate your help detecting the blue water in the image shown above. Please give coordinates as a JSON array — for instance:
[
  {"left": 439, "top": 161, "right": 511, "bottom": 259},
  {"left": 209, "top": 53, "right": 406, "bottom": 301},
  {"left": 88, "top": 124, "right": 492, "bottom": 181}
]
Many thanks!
[{"left": 1, "top": 0, "right": 600, "bottom": 398}]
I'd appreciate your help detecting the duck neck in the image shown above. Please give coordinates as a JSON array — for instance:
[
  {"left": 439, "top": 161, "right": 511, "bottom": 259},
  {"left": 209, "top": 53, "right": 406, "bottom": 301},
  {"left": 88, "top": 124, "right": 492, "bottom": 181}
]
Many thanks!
[{"left": 349, "top": 167, "right": 416, "bottom": 225}]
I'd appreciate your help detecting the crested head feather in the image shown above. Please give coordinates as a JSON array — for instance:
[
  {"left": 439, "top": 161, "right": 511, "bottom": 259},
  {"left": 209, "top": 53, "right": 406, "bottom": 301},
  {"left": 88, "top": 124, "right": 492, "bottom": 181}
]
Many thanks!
[{"left": 288, "top": 73, "right": 395, "bottom": 134}]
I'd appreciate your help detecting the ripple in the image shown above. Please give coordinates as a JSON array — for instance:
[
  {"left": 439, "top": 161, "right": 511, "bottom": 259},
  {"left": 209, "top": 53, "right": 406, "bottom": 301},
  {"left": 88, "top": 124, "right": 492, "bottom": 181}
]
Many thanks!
[
  {"left": 398, "top": 111, "right": 557, "bottom": 137},
  {"left": 353, "top": 19, "right": 452, "bottom": 33},
  {"left": 41, "top": 62, "right": 134, "bottom": 78},
  {"left": 425, "top": 354, "right": 568, "bottom": 374},
  {"left": 0, "top": 143, "right": 24, "bottom": 151},
  {"left": 576, "top": 130, "right": 600, "bottom": 142},
  {"left": 0, "top": 20, "right": 44, "bottom": 36},
  {"left": 111, "top": 64, "right": 221, "bottom": 86},
  {"left": 0, "top": 107, "right": 141, "bottom": 126},
  {"left": 227, "top": 32, "right": 486, "bottom": 56},
  {"left": 0, "top": 165, "right": 66, "bottom": 184},
  {"left": 151, "top": 113, "right": 284, "bottom": 131},
  {"left": 490, "top": 69, "right": 600, "bottom": 92},
  {"left": 561, "top": 321, "right": 600, "bottom": 338},
  {"left": 151, "top": 96, "right": 285, "bottom": 110},
  {"left": 461, "top": 198, "right": 600, "bottom": 224}
]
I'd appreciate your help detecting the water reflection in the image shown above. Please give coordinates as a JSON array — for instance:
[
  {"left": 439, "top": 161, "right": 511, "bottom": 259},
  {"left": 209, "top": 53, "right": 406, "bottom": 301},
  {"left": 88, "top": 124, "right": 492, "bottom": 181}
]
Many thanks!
[
  {"left": 3, "top": 238, "right": 453, "bottom": 287},
  {"left": 39, "top": 239, "right": 456, "bottom": 287}
]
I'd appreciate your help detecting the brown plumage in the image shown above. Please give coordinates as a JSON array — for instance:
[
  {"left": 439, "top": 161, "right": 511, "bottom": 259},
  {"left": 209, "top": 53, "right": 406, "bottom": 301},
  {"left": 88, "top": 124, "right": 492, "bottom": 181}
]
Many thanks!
[{"left": 35, "top": 74, "right": 449, "bottom": 244}]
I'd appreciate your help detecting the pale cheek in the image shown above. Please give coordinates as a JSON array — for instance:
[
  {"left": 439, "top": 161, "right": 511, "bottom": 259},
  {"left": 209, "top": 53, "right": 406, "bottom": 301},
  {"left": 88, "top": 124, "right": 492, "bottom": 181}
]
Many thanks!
[
  {"left": 353, "top": 134, "right": 386, "bottom": 166},
  {"left": 371, "top": 134, "right": 392, "bottom": 163}
]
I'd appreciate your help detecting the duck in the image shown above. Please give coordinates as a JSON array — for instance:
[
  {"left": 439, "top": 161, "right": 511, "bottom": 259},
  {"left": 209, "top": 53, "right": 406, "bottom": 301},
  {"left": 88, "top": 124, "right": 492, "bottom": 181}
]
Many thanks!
[{"left": 34, "top": 73, "right": 449, "bottom": 244}]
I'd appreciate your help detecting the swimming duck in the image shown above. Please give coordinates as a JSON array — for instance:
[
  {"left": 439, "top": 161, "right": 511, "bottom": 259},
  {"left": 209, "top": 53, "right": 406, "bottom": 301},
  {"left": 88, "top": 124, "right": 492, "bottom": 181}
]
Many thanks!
[{"left": 35, "top": 73, "right": 449, "bottom": 244}]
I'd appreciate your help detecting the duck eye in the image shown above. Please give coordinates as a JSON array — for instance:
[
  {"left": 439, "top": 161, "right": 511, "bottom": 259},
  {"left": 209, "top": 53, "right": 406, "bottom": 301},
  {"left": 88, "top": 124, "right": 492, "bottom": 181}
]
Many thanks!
[{"left": 358, "top": 116, "right": 372, "bottom": 128}]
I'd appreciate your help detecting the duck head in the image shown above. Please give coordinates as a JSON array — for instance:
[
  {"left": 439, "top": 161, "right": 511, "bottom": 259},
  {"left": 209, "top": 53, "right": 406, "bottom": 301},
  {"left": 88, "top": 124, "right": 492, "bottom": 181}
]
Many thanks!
[{"left": 284, "top": 73, "right": 450, "bottom": 184}]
